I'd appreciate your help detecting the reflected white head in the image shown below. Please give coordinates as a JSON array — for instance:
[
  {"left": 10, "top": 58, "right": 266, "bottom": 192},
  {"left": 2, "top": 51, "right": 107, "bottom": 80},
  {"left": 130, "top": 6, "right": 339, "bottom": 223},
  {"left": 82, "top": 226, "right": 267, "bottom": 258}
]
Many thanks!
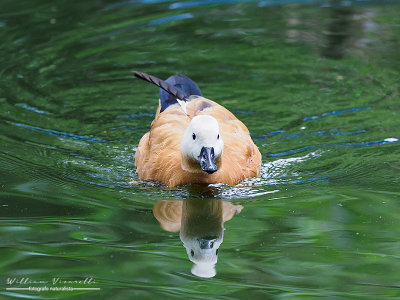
[
  {"left": 181, "top": 115, "right": 224, "bottom": 173},
  {"left": 180, "top": 232, "right": 223, "bottom": 278},
  {"left": 182, "top": 236, "right": 222, "bottom": 278}
]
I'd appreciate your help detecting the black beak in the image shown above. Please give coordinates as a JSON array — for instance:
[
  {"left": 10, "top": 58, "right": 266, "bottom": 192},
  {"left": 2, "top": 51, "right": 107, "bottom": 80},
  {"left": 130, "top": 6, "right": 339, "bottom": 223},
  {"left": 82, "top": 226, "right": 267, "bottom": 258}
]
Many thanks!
[
  {"left": 198, "top": 237, "right": 218, "bottom": 249},
  {"left": 199, "top": 147, "right": 217, "bottom": 174}
]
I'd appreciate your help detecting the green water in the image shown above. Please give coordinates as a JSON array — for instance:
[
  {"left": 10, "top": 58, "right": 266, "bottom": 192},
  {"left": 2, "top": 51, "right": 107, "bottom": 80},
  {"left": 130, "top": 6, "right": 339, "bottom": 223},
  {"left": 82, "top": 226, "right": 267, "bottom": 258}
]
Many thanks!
[{"left": 1, "top": 0, "right": 400, "bottom": 299}]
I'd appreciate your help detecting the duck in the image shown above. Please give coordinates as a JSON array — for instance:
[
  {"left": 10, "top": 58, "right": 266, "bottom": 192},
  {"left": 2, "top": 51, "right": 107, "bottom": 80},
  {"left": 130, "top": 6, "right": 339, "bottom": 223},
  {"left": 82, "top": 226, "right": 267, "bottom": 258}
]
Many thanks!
[
  {"left": 153, "top": 198, "right": 244, "bottom": 278},
  {"left": 133, "top": 71, "right": 261, "bottom": 187}
]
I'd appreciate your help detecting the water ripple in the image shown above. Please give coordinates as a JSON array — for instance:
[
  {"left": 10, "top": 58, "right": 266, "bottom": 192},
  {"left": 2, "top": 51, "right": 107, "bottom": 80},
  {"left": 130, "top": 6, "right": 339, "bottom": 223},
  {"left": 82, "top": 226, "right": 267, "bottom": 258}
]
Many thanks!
[
  {"left": 12, "top": 123, "right": 109, "bottom": 143},
  {"left": 148, "top": 13, "right": 194, "bottom": 26},
  {"left": 259, "top": 0, "right": 329, "bottom": 7},
  {"left": 268, "top": 137, "right": 399, "bottom": 157},
  {"left": 303, "top": 106, "right": 371, "bottom": 121},
  {"left": 88, "top": 12, "right": 196, "bottom": 42},
  {"left": 168, "top": 0, "right": 342, "bottom": 10},
  {"left": 280, "top": 129, "right": 366, "bottom": 140},
  {"left": 16, "top": 104, "right": 50, "bottom": 115},
  {"left": 106, "top": 0, "right": 176, "bottom": 10},
  {"left": 254, "top": 130, "right": 286, "bottom": 141}
]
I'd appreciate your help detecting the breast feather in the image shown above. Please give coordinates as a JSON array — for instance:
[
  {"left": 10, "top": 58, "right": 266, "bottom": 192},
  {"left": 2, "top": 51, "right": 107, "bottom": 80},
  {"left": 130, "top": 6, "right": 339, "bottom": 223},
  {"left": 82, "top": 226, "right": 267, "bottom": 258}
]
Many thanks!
[{"left": 136, "top": 96, "right": 261, "bottom": 186}]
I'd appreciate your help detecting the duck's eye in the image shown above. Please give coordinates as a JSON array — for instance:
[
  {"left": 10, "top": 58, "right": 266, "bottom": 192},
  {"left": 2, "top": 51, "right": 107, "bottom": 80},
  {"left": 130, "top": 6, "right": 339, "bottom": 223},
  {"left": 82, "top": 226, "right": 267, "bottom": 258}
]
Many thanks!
[
  {"left": 217, "top": 134, "right": 220, "bottom": 139},
  {"left": 191, "top": 250, "right": 194, "bottom": 257},
  {"left": 192, "top": 133, "right": 196, "bottom": 140}
]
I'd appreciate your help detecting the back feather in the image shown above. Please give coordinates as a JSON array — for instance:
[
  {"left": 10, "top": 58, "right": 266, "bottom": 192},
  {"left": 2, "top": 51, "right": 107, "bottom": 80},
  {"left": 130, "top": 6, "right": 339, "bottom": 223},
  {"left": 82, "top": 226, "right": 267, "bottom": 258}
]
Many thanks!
[
  {"left": 133, "top": 71, "right": 202, "bottom": 112},
  {"left": 159, "top": 75, "right": 202, "bottom": 112}
]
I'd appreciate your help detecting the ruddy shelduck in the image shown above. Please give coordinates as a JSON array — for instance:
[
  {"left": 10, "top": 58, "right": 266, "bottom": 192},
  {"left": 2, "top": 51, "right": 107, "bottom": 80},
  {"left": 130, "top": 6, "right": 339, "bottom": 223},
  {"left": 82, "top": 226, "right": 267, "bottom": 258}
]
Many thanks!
[{"left": 134, "top": 71, "right": 261, "bottom": 187}]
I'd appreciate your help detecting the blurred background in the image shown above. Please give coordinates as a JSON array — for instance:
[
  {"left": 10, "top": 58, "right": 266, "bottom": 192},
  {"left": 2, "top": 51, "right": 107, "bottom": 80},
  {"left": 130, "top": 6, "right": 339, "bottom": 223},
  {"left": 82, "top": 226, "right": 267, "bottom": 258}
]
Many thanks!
[{"left": 0, "top": 0, "right": 399, "bottom": 299}]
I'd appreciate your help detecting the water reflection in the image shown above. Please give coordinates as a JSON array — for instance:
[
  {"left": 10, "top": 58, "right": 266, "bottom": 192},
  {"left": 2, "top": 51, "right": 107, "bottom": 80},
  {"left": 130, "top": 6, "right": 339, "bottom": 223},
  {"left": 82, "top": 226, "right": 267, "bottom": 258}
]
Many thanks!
[
  {"left": 153, "top": 198, "right": 243, "bottom": 278},
  {"left": 321, "top": 7, "right": 354, "bottom": 59}
]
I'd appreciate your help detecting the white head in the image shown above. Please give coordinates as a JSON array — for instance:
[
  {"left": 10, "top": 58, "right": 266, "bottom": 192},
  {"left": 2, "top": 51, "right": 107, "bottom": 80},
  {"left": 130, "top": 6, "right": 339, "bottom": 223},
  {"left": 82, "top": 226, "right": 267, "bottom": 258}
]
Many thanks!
[
  {"left": 181, "top": 115, "right": 224, "bottom": 174},
  {"left": 180, "top": 233, "right": 223, "bottom": 278}
]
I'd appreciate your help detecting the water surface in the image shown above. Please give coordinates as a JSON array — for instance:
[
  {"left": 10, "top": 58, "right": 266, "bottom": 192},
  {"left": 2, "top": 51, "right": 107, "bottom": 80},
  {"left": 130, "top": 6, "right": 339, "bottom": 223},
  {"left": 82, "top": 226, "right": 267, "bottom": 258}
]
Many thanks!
[{"left": 1, "top": 0, "right": 400, "bottom": 299}]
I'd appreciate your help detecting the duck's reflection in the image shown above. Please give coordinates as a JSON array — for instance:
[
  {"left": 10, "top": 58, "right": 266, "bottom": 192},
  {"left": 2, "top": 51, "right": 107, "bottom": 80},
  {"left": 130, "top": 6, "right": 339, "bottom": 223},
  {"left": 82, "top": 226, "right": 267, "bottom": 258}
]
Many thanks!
[{"left": 153, "top": 198, "right": 243, "bottom": 278}]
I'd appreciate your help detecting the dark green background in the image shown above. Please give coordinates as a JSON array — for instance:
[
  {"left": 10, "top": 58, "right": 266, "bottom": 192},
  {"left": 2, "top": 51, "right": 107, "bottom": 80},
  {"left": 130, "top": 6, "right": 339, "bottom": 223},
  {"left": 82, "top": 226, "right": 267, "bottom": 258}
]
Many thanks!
[{"left": 1, "top": 0, "right": 399, "bottom": 299}]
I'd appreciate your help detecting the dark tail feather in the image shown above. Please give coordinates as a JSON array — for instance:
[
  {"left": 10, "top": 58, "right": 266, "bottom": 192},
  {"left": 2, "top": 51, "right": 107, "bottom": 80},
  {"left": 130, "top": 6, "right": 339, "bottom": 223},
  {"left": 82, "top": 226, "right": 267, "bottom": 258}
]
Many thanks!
[{"left": 133, "top": 71, "right": 189, "bottom": 101}]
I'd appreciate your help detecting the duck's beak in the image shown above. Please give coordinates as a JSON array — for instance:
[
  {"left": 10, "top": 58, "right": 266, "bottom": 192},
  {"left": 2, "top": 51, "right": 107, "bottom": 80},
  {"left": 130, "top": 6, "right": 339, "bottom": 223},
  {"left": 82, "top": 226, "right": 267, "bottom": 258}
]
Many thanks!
[
  {"left": 198, "top": 236, "right": 218, "bottom": 249},
  {"left": 199, "top": 147, "right": 217, "bottom": 174}
]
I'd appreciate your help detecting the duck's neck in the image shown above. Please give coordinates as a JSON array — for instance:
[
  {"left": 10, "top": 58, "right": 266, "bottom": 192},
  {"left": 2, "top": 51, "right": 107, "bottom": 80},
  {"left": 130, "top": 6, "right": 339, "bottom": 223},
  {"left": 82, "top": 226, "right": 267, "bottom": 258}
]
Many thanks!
[{"left": 181, "top": 155, "right": 204, "bottom": 173}]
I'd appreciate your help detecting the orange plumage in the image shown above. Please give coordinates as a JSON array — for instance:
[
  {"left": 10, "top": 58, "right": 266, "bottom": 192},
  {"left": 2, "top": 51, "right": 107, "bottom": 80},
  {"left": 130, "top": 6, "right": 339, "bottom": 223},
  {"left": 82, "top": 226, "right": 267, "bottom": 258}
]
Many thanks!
[{"left": 134, "top": 72, "right": 261, "bottom": 187}]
